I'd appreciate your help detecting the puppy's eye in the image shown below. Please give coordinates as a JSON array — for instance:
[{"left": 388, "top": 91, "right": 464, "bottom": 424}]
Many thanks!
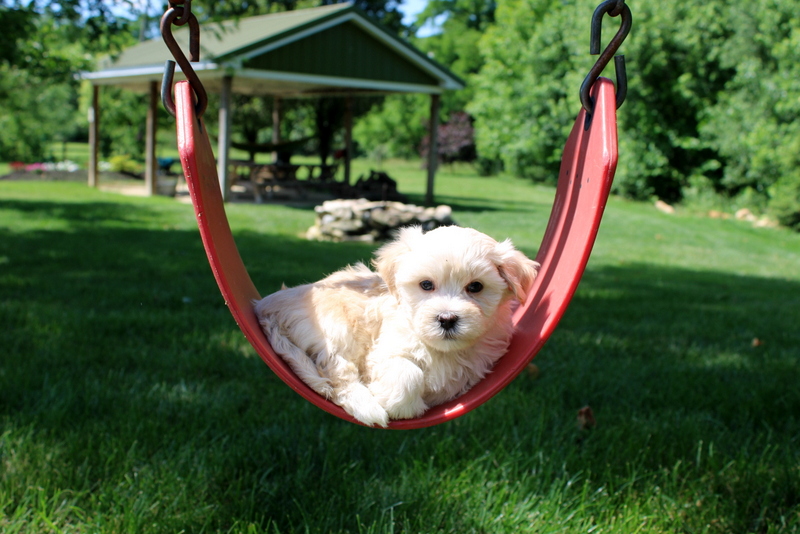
[
  {"left": 466, "top": 281, "right": 484, "bottom": 293},
  {"left": 420, "top": 280, "right": 435, "bottom": 291}
]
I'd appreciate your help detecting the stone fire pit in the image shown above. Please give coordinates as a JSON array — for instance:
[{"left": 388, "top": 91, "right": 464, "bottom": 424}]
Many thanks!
[{"left": 306, "top": 199, "right": 456, "bottom": 242}]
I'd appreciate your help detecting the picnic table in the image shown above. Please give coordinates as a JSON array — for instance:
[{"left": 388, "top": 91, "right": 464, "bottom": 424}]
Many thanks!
[{"left": 228, "top": 159, "right": 340, "bottom": 201}]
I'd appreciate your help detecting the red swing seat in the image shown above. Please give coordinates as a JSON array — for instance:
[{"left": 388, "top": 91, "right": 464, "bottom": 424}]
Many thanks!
[{"left": 174, "top": 78, "right": 618, "bottom": 429}]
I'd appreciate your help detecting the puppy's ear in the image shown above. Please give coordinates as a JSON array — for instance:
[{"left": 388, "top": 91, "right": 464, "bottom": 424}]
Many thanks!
[
  {"left": 494, "top": 239, "right": 539, "bottom": 302},
  {"left": 373, "top": 225, "right": 423, "bottom": 295}
]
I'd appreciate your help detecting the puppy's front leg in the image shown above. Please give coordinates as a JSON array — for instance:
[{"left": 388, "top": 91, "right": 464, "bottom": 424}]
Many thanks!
[
  {"left": 335, "top": 382, "right": 389, "bottom": 428},
  {"left": 367, "top": 355, "right": 428, "bottom": 420},
  {"left": 323, "top": 352, "right": 389, "bottom": 428}
]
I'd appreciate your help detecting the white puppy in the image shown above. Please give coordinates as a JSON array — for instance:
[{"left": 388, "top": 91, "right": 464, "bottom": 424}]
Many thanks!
[{"left": 254, "top": 225, "right": 539, "bottom": 427}]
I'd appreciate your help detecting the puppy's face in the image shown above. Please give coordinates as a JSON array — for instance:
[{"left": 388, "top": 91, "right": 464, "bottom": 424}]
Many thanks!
[{"left": 375, "top": 226, "right": 538, "bottom": 352}]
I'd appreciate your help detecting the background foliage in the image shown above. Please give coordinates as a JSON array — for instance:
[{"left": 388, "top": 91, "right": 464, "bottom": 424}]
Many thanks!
[
  {"left": 0, "top": 0, "right": 396, "bottom": 164},
  {"left": 354, "top": 0, "right": 490, "bottom": 162},
  {"left": 1, "top": 0, "right": 799, "bottom": 228},
  {"left": 357, "top": 0, "right": 800, "bottom": 227},
  {"left": 0, "top": 0, "right": 139, "bottom": 161},
  {"left": 466, "top": 0, "right": 800, "bottom": 227}
]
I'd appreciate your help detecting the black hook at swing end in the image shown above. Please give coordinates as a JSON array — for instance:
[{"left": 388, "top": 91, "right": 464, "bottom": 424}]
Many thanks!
[
  {"left": 579, "top": 0, "right": 632, "bottom": 116},
  {"left": 160, "top": 0, "right": 208, "bottom": 118}
]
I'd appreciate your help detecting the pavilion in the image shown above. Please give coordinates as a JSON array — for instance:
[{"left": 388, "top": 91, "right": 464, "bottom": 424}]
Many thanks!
[{"left": 81, "top": 2, "right": 465, "bottom": 203}]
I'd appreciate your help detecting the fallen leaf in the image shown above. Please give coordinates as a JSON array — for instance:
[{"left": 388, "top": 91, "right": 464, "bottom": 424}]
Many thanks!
[
  {"left": 577, "top": 405, "right": 596, "bottom": 430},
  {"left": 525, "top": 363, "right": 540, "bottom": 379}
]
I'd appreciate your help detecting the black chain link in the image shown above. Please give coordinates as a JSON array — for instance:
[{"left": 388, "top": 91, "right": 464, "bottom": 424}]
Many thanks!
[
  {"left": 579, "top": 0, "right": 632, "bottom": 114},
  {"left": 161, "top": 0, "right": 208, "bottom": 117}
]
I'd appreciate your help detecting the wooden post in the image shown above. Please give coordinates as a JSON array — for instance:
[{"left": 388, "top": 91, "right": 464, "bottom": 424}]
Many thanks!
[
  {"left": 145, "top": 80, "right": 158, "bottom": 196},
  {"left": 218, "top": 75, "right": 233, "bottom": 201},
  {"left": 425, "top": 93, "right": 440, "bottom": 206},
  {"left": 272, "top": 96, "right": 281, "bottom": 163},
  {"left": 88, "top": 85, "right": 100, "bottom": 188},
  {"left": 344, "top": 94, "right": 353, "bottom": 185}
]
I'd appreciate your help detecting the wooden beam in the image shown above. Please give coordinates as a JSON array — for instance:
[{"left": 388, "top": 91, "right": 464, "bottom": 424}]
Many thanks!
[
  {"left": 218, "top": 75, "right": 233, "bottom": 201},
  {"left": 344, "top": 94, "right": 353, "bottom": 186},
  {"left": 145, "top": 80, "right": 158, "bottom": 196},
  {"left": 272, "top": 96, "right": 281, "bottom": 163},
  {"left": 425, "top": 93, "right": 440, "bottom": 206},
  {"left": 88, "top": 85, "right": 100, "bottom": 188}
]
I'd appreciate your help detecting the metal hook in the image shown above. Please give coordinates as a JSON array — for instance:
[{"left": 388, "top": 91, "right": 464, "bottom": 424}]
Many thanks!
[
  {"left": 579, "top": 0, "right": 632, "bottom": 115},
  {"left": 160, "top": 6, "right": 208, "bottom": 118},
  {"left": 168, "top": 0, "right": 193, "bottom": 26}
]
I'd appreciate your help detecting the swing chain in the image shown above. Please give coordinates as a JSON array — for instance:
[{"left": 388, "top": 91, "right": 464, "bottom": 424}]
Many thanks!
[
  {"left": 167, "top": 0, "right": 194, "bottom": 27},
  {"left": 579, "top": 0, "right": 632, "bottom": 115},
  {"left": 608, "top": 0, "right": 625, "bottom": 17},
  {"left": 161, "top": 0, "right": 208, "bottom": 118}
]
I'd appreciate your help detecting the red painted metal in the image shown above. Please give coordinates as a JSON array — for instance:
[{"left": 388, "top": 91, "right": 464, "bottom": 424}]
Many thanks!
[{"left": 174, "top": 77, "right": 618, "bottom": 429}]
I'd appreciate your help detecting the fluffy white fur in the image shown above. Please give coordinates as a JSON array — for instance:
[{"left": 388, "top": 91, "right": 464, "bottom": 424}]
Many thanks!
[{"left": 254, "top": 225, "right": 539, "bottom": 427}]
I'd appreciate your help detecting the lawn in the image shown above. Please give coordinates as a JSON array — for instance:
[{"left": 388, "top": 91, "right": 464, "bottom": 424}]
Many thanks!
[{"left": 1, "top": 161, "right": 799, "bottom": 533}]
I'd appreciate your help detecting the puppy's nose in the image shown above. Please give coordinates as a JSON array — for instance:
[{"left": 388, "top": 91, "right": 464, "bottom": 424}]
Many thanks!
[{"left": 438, "top": 312, "right": 459, "bottom": 331}]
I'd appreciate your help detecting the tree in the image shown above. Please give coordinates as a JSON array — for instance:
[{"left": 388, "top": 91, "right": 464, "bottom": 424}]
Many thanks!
[
  {"left": 469, "top": 0, "right": 584, "bottom": 183},
  {"left": 469, "top": 0, "right": 732, "bottom": 197},
  {"left": 353, "top": 94, "right": 430, "bottom": 160},
  {"left": 470, "top": 0, "right": 800, "bottom": 230},
  {"left": 353, "top": 0, "right": 495, "bottom": 161},
  {"left": 698, "top": 0, "right": 800, "bottom": 228},
  {"left": 420, "top": 111, "right": 477, "bottom": 165},
  {"left": 0, "top": 1, "right": 139, "bottom": 162},
  {"left": 0, "top": 5, "right": 35, "bottom": 66}
]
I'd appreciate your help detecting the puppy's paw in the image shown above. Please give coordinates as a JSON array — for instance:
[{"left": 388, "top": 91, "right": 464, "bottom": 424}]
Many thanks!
[
  {"left": 368, "top": 358, "right": 427, "bottom": 419},
  {"left": 352, "top": 402, "right": 389, "bottom": 428},
  {"left": 336, "top": 384, "right": 389, "bottom": 428},
  {"left": 384, "top": 395, "right": 428, "bottom": 420},
  {"left": 311, "top": 380, "right": 334, "bottom": 400}
]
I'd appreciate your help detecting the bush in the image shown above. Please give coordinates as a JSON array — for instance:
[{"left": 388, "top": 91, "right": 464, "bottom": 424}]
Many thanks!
[
  {"left": 469, "top": 0, "right": 800, "bottom": 229},
  {"left": 769, "top": 176, "right": 800, "bottom": 231},
  {"left": 353, "top": 94, "right": 428, "bottom": 159},
  {"left": 475, "top": 157, "right": 503, "bottom": 177},
  {"left": 420, "top": 111, "right": 477, "bottom": 165},
  {"left": 108, "top": 155, "right": 142, "bottom": 176}
]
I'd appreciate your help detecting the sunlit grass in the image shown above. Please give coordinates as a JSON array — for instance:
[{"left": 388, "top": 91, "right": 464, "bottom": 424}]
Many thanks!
[{"left": 1, "top": 165, "right": 799, "bottom": 533}]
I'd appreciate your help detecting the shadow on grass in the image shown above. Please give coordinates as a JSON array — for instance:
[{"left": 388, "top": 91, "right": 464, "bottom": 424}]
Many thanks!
[
  {"left": 249, "top": 188, "right": 548, "bottom": 215},
  {"left": 403, "top": 192, "right": 545, "bottom": 214},
  {"left": 1, "top": 198, "right": 799, "bottom": 532},
  {"left": 0, "top": 198, "right": 158, "bottom": 226},
  {"left": 539, "top": 263, "right": 800, "bottom": 429}
]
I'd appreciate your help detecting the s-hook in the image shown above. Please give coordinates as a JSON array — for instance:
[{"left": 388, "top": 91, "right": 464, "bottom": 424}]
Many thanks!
[
  {"left": 161, "top": 0, "right": 208, "bottom": 118},
  {"left": 580, "top": 0, "right": 632, "bottom": 115}
]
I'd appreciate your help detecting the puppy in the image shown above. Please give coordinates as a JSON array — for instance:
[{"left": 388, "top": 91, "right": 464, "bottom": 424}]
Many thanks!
[{"left": 254, "top": 225, "right": 539, "bottom": 427}]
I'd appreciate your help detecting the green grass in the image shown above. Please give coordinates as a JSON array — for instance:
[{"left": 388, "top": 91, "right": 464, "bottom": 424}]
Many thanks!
[{"left": 1, "top": 162, "right": 799, "bottom": 533}]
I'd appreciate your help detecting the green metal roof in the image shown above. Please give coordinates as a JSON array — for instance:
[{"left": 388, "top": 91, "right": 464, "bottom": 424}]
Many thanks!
[{"left": 84, "top": 3, "right": 464, "bottom": 96}]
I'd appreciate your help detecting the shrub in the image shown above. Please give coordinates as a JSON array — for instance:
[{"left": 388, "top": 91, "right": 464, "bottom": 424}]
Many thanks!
[
  {"left": 470, "top": 0, "right": 800, "bottom": 228},
  {"left": 108, "top": 155, "right": 142, "bottom": 176},
  {"left": 420, "top": 111, "right": 478, "bottom": 165},
  {"left": 769, "top": 176, "right": 800, "bottom": 231},
  {"left": 475, "top": 157, "right": 503, "bottom": 177}
]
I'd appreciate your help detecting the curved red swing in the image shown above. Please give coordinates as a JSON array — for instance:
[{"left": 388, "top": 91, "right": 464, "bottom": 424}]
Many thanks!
[{"left": 166, "top": 1, "right": 629, "bottom": 429}]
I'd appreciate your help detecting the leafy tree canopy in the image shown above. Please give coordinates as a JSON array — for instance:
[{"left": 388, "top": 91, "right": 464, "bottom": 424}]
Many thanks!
[
  {"left": 469, "top": 0, "right": 800, "bottom": 228},
  {"left": 0, "top": 1, "right": 139, "bottom": 160}
]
